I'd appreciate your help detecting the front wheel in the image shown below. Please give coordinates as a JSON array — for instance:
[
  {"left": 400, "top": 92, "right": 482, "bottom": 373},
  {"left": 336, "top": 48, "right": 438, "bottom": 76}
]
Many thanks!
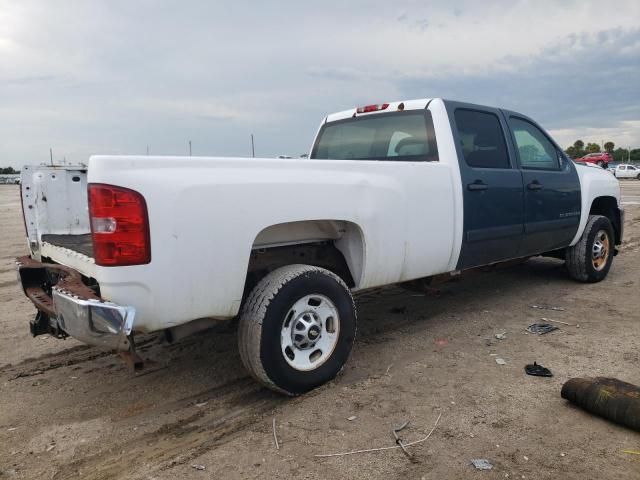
[
  {"left": 238, "top": 264, "right": 357, "bottom": 395},
  {"left": 566, "top": 215, "right": 614, "bottom": 282}
]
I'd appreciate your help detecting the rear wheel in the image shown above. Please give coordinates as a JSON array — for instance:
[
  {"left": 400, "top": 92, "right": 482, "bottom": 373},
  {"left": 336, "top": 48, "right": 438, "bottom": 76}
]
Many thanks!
[
  {"left": 566, "top": 215, "right": 614, "bottom": 282},
  {"left": 238, "top": 264, "right": 356, "bottom": 395}
]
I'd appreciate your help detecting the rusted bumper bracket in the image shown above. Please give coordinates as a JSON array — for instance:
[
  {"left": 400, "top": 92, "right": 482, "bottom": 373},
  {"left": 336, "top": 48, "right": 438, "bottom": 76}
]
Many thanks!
[{"left": 16, "top": 256, "right": 136, "bottom": 352}]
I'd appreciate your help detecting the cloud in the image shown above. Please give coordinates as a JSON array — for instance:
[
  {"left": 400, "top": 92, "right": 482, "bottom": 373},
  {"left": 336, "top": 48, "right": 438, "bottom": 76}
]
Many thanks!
[
  {"left": 0, "top": 0, "right": 639, "bottom": 167},
  {"left": 395, "top": 27, "right": 640, "bottom": 147}
]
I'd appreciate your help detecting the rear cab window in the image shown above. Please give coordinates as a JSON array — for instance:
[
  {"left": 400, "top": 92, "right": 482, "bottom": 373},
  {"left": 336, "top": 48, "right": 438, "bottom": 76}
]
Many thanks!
[{"left": 311, "top": 111, "right": 438, "bottom": 161}]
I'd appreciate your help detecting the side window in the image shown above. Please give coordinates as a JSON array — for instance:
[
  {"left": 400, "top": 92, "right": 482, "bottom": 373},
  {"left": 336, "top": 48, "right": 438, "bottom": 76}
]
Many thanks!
[
  {"left": 620, "top": 165, "right": 626, "bottom": 170},
  {"left": 509, "top": 117, "right": 559, "bottom": 170},
  {"left": 454, "top": 109, "right": 510, "bottom": 169}
]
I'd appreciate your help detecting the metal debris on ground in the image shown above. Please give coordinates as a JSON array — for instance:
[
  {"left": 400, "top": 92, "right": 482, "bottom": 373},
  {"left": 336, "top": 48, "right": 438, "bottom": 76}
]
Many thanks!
[
  {"left": 623, "top": 450, "right": 640, "bottom": 455},
  {"left": 525, "top": 362, "right": 553, "bottom": 377},
  {"left": 495, "top": 332, "right": 507, "bottom": 340},
  {"left": 526, "top": 323, "right": 559, "bottom": 335},
  {"left": 314, "top": 413, "right": 442, "bottom": 458},
  {"left": 529, "top": 305, "right": 565, "bottom": 311},
  {"left": 495, "top": 358, "right": 507, "bottom": 365},
  {"left": 561, "top": 377, "right": 640, "bottom": 431},
  {"left": 272, "top": 416, "right": 280, "bottom": 450},
  {"left": 190, "top": 464, "right": 206, "bottom": 471},
  {"left": 392, "top": 421, "right": 411, "bottom": 458},
  {"left": 541, "top": 317, "right": 576, "bottom": 327},
  {"left": 347, "top": 415, "right": 357, "bottom": 421},
  {"left": 471, "top": 459, "right": 494, "bottom": 470}
]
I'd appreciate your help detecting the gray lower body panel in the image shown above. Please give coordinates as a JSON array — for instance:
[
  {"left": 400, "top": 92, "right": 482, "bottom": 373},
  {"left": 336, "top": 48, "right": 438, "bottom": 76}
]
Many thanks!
[{"left": 42, "top": 234, "right": 94, "bottom": 257}]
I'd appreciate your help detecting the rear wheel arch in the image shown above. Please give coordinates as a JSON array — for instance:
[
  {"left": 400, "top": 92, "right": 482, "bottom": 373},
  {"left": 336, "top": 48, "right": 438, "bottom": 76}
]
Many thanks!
[{"left": 244, "top": 220, "right": 366, "bottom": 297}]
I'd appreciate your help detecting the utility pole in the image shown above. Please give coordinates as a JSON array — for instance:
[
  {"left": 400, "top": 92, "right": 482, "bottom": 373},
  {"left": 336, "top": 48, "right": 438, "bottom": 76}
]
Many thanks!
[
  {"left": 146, "top": 145, "right": 149, "bottom": 156},
  {"left": 251, "top": 134, "right": 255, "bottom": 158},
  {"left": 189, "top": 140, "right": 192, "bottom": 156},
  {"left": 49, "top": 148, "right": 53, "bottom": 166}
]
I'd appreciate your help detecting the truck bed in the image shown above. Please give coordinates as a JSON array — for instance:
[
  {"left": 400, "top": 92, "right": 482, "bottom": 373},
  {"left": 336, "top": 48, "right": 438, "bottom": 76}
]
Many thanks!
[{"left": 41, "top": 234, "right": 94, "bottom": 258}]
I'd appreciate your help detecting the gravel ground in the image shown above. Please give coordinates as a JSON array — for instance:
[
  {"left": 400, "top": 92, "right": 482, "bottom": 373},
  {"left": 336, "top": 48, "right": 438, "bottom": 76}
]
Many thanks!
[{"left": 1, "top": 183, "right": 639, "bottom": 480}]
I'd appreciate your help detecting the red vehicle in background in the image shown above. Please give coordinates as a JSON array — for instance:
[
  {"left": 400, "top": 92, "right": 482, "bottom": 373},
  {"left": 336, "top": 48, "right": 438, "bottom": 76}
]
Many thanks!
[{"left": 574, "top": 152, "right": 612, "bottom": 168}]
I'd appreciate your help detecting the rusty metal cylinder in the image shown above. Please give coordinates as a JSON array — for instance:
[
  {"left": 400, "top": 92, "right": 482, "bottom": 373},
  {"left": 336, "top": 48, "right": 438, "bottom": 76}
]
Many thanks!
[{"left": 561, "top": 377, "right": 640, "bottom": 431}]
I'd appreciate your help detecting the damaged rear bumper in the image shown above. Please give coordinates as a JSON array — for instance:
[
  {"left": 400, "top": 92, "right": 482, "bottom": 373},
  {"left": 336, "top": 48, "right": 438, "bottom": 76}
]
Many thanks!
[{"left": 16, "top": 256, "right": 135, "bottom": 351}]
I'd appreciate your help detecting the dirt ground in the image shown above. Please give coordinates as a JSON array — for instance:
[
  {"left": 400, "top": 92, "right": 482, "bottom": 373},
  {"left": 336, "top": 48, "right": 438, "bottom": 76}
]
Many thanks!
[{"left": 1, "top": 183, "right": 639, "bottom": 480}]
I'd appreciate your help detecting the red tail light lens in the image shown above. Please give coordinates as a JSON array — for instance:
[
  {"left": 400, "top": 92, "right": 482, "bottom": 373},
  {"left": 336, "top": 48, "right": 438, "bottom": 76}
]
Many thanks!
[
  {"left": 356, "top": 103, "right": 389, "bottom": 114},
  {"left": 88, "top": 183, "right": 151, "bottom": 266}
]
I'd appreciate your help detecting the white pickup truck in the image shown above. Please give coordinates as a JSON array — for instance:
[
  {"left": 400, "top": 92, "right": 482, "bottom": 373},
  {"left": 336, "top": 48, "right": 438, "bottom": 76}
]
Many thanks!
[{"left": 17, "top": 98, "right": 623, "bottom": 395}]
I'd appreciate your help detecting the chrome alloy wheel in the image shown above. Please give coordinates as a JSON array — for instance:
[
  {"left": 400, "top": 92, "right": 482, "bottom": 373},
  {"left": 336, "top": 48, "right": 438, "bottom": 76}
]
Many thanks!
[
  {"left": 592, "top": 229, "right": 610, "bottom": 271},
  {"left": 281, "top": 294, "right": 340, "bottom": 371}
]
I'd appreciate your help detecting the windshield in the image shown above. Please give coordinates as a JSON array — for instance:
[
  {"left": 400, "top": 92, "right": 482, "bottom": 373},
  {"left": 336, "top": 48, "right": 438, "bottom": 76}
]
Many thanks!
[{"left": 311, "top": 111, "right": 438, "bottom": 161}]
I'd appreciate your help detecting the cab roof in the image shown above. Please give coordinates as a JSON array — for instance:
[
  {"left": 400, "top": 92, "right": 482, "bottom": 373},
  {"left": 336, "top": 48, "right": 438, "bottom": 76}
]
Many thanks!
[{"left": 324, "top": 98, "right": 434, "bottom": 123}]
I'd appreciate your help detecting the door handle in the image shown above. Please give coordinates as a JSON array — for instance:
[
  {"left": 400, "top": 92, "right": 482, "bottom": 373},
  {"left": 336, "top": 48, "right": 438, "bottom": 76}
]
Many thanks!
[
  {"left": 527, "top": 181, "right": 543, "bottom": 191},
  {"left": 467, "top": 181, "right": 488, "bottom": 191}
]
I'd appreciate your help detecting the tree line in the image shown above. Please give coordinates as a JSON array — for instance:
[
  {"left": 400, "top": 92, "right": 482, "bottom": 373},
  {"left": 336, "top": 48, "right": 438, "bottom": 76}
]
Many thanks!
[
  {"left": 0, "top": 167, "right": 20, "bottom": 174},
  {"left": 565, "top": 140, "right": 640, "bottom": 162}
]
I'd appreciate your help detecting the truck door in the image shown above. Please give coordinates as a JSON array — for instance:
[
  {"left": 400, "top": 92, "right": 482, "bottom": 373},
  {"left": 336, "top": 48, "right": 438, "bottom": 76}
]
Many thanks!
[
  {"left": 448, "top": 103, "right": 525, "bottom": 269},
  {"left": 504, "top": 114, "right": 581, "bottom": 255}
]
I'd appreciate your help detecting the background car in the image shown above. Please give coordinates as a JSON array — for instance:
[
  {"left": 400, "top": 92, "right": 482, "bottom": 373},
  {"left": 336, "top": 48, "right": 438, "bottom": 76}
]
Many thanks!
[
  {"left": 574, "top": 152, "right": 612, "bottom": 168},
  {"left": 612, "top": 163, "right": 640, "bottom": 179}
]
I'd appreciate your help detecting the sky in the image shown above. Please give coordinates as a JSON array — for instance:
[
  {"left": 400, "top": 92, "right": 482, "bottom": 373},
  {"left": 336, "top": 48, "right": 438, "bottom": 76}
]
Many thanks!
[{"left": 1, "top": 0, "right": 639, "bottom": 168}]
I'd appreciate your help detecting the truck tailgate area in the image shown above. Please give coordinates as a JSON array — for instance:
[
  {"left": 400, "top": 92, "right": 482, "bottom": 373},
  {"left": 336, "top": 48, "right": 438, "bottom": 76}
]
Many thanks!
[
  {"left": 41, "top": 233, "right": 94, "bottom": 258},
  {"left": 21, "top": 164, "right": 94, "bottom": 266}
]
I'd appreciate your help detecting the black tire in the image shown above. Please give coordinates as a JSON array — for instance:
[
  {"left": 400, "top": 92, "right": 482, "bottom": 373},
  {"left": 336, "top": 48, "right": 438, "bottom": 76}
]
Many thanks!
[
  {"left": 637, "top": 174, "right": 640, "bottom": 180},
  {"left": 597, "top": 161, "right": 604, "bottom": 167},
  {"left": 238, "top": 264, "right": 356, "bottom": 395},
  {"left": 566, "top": 215, "right": 614, "bottom": 283}
]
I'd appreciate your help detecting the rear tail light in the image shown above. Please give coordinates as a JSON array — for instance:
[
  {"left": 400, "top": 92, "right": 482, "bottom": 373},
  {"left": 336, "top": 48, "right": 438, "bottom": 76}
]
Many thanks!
[
  {"left": 88, "top": 183, "right": 151, "bottom": 266},
  {"left": 356, "top": 103, "right": 389, "bottom": 114}
]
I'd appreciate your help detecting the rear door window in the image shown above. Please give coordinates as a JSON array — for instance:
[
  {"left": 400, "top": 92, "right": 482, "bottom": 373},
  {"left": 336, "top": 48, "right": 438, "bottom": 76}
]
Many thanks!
[
  {"left": 454, "top": 109, "right": 510, "bottom": 169},
  {"left": 509, "top": 117, "right": 560, "bottom": 170}
]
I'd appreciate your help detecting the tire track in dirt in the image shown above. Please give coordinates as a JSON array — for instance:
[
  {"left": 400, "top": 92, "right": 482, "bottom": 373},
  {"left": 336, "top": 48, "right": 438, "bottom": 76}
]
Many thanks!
[
  {"left": 0, "top": 336, "right": 160, "bottom": 380},
  {"left": 50, "top": 380, "right": 283, "bottom": 480},
  {"left": 0, "top": 279, "right": 18, "bottom": 289}
]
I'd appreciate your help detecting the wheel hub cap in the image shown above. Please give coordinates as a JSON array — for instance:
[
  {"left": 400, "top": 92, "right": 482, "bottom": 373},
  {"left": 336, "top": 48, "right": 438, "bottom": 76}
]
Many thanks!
[
  {"left": 591, "top": 230, "right": 610, "bottom": 271},
  {"left": 281, "top": 294, "right": 340, "bottom": 371},
  {"left": 291, "top": 312, "right": 322, "bottom": 349}
]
